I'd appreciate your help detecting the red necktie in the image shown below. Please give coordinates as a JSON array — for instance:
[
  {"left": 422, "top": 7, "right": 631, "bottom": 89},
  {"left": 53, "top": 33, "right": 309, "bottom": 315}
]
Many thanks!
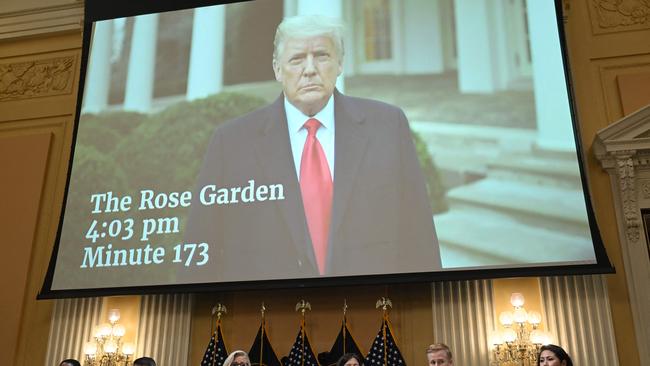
[{"left": 299, "top": 118, "right": 333, "bottom": 275}]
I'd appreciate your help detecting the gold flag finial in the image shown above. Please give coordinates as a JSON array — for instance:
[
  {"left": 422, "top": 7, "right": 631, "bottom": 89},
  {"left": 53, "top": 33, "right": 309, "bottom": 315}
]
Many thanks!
[
  {"left": 212, "top": 303, "right": 227, "bottom": 320},
  {"left": 343, "top": 299, "right": 348, "bottom": 316},
  {"left": 375, "top": 297, "right": 392, "bottom": 313},
  {"left": 261, "top": 302, "right": 267, "bottom": 318},
  {"left": 295, "top": 299, "right": 312, "bottom": 317}
]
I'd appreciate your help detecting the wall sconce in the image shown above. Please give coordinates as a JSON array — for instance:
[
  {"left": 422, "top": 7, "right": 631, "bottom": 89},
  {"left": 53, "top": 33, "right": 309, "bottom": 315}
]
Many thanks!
[
  {"left": 491, "top": 293, "right": 553, "bottom": 366},
  {"left": 84, "top": 309, "right": 135, "bottom": 366}
]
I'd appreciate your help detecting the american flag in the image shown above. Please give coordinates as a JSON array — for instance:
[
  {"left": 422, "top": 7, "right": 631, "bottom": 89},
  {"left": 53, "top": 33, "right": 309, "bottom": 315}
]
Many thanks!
[
  {"left": 201, "top": 322, "right": 229, "bottom": 366},
  {"left": 365, "top": 318, "right": 406, "bottom": 366},
  {"left": 284, "top": 322, "right": 319, "bottom": 366}
]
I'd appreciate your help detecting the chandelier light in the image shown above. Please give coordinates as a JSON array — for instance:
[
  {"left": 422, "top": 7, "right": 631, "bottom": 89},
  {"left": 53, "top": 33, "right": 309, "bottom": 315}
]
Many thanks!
[
  {"left": 84, "top": 309, "right": 135, "bottom": 366},
  {"left": 491, "top": 293, "right": 553, "bottom": 366}
]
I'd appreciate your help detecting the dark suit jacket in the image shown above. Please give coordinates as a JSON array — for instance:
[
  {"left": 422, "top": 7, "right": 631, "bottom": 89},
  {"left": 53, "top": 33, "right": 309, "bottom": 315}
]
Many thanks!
[{"left": 184, "top": 91, "right": 440, "bottom": 283}]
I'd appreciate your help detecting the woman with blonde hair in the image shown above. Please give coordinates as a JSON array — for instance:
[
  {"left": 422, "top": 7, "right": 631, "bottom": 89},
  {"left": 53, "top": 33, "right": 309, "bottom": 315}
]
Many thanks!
[{"left": 223, "top": 350, "right": 251, "bottom": 366}]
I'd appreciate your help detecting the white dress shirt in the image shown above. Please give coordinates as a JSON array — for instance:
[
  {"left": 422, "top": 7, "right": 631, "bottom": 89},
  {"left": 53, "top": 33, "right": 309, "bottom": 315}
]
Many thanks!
[{"left": 284, "top": 96, "right": 335, "bottom": 180}]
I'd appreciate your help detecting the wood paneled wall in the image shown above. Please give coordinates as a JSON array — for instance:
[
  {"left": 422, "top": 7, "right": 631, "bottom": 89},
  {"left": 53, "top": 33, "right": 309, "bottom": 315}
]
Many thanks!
[
  {"left": 561, "top": 1, "right": 650, "bottom": 364},
  {"left": 0, "top": 28, "right": 82, "bottom": 365}
]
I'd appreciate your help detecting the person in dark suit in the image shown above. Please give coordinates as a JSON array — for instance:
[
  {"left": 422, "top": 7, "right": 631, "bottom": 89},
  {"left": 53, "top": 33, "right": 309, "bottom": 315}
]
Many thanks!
[
  {"left": 133, "top": 357, "right": 156, "bottom": 366},
  {"left": 59, "top": 359, "right": 81, "bottom": 366},
  {"left": 184, "top": 14, "right": 440, "bottom": 282}
]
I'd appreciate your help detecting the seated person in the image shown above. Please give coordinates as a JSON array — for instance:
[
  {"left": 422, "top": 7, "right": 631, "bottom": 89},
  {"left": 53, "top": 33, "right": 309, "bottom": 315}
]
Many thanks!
[
  {"left": 224, "top": 350, "right": 251, "bottom": 366},
  {"left": 337, "top": 353, "right": 362, "bottom": 366},
  {"left": 59, "top": 360, "right": 81, "bottom": 366},
  {"left": 537, "top": 344, "right": 573, "bottom": 366},
  {"left": 426, "top": 343, "right": 453, "bottom": 366},
  {"left": 134, "top": 357, "right": 157, "bottom": 366}
]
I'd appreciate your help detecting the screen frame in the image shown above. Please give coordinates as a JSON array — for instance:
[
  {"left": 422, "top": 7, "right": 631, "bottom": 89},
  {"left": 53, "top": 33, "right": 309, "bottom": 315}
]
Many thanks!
[{"left": 38, "top": 0, "right": 614, "bottom": 300}]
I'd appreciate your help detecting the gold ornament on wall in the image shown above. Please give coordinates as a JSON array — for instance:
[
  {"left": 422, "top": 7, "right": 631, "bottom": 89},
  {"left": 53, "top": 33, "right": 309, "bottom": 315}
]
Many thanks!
[
  {"left": 590, "top": 0, "right": 650, "bottom": 33},
  {"left": 0, "top": 56, "right": 75, "bottom": 101}
]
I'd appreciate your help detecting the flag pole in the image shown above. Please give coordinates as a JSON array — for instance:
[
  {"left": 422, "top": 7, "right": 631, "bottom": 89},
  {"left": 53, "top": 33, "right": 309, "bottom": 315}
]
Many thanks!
[
  {"left": 260, "top": 302, "right": 266, "bottom": 366},
  {"left": 375, "top": 297, "right": 392, "bottom": 366},
  {"left": 211, "top": 303, "right": 227, "bottom": 366},
  {"left": 342, "top": 299, "right": 348, "bottom": 355},
  {"left": 295, "top": 300, "right": 312, "bottom": 366}
]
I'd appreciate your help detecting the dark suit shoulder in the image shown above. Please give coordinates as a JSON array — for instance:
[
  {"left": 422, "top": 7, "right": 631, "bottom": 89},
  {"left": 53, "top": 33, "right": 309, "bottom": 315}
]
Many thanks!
[
  {"left": 214, "top": 100, "right": 280, "bottom": 137},
  {"left": 335, "top": 93, "right": 407, "bottom": 131},
  {"left": 338, "top": 94, "right": 403, "bottom": 113}
]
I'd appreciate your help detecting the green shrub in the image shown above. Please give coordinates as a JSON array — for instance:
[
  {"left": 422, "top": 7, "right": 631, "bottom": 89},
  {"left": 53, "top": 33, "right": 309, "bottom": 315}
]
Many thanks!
[
  {"left": 114, "top": 92, "right": 267, "bottom": 194},
  {"left": 72, "top": 93, "right": 446, "bottom": 220},
  {"left": 77, "top": 111, "right": 147, "bottom": 154},
  {"left": 412, "top": 131, "right": 448, "bottom": 214}
]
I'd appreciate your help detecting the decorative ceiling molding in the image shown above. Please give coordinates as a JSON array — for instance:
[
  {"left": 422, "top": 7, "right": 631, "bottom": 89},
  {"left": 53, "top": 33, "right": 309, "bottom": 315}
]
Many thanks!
[{"left": 0, "top": 2, "right": 83, "bottom": 40}]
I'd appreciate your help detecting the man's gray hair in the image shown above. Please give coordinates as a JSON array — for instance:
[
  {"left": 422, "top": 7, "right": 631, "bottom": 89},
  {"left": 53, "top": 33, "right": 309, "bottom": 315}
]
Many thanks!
[{"left": 273, "top": 15, "right": 344, "bottom": 61}]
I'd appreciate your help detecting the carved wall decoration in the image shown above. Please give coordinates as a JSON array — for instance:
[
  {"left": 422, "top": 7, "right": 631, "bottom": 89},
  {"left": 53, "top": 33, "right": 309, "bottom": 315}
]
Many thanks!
[
  {"left": 616, "top": 154, "right": 641, "bottom": 242},
  {"left": 590, "top": 0, "right": 650, "bottom": 33},
  {"left": 640, "top": 179, "right": 650, "bottom": 199},
  {"left": 0, "top": 56, "right": 76, "bottom": 101},
  {"left": 594, "top": 105, "right": 650, "bottom": 365}
]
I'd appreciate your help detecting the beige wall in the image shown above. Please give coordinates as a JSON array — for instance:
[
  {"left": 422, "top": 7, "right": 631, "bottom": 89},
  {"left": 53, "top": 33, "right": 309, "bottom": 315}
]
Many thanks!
[
  {"left": 1, "top": 1, "right": 649, "bottom": 365},
  {"left": 0, "top": 29, "right": 81, "bottom": 365}
]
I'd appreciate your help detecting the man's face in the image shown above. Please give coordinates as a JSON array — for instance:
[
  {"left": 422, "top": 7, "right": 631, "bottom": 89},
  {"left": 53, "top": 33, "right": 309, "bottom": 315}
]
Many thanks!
[
  {"left": 273, "top": 35, "right": 342, "bottom": 116},
  {"left": 427, "top": 351, "right": 452, "bottom": 366}
]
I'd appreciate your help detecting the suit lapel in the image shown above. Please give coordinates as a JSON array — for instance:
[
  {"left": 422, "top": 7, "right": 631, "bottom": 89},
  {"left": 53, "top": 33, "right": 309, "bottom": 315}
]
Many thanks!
[
  {"left": 330, "top": 92, "right": 369, "bottom": 241},
  {"left": 254, "top": 96, "right": 317, "bottom": 270}
]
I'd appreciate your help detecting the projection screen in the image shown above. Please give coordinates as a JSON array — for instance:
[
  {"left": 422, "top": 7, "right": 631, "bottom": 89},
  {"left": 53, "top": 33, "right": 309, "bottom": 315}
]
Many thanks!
[{"left": 40, "top": 0, "right": 612, "bottom": 297}]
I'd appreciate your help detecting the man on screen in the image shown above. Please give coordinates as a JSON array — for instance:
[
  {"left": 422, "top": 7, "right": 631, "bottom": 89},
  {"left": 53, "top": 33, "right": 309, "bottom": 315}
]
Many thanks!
[{"left": 186, "top": 15, "right": 440, "bottom": 281}]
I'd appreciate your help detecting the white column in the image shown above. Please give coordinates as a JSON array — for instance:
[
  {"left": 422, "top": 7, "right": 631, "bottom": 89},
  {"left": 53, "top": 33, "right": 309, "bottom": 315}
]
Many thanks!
[
  {"left": 296, "top": 0, "right": 341, "bottom": 17},
  {"left": 296, "top": 0, "right": 345, "bottom": 93},
  {"left": 526, "top": 0, "right": 576, "bottom": 152},
  {"left": 403, "top": 0, "right": 445, "bottom": 74},
  {"left": 82, "top": 20, "right": 113, "bottom": 114},
  {"left": 453, "top": 0, "right": 509, "bottom": 93},
  {"left": 283, "top": 0, "right": 297, "bottom": 17},
  {"left": 124, "top": 13, "right": 159, "bottom": 112},
  {"left": 186, "top": 5, "right": 226, "bottom": 101}
]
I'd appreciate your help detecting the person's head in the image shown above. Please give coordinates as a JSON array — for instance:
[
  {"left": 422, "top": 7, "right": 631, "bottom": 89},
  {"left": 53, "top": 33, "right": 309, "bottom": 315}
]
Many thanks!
[
  {"left": 223, "top": 350, "right": 251, "bottom": 366},
  {"left": 133, "top": 356, "right": 156, "bottom": 366},
  {"left": 537, "top": 344, "right": 573, "bottom": 366},
  {"left": 59, "top": 359, "right": 81, "bottom": 366},
  {"left": 273, "top": 15, "right": 344, "bottom": 116},
  {"left": 336, "top": 353, "right": 361, "bottom": 366},
  {"left": 426, "top": 343, "right": 453, "bottom": 366}
]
